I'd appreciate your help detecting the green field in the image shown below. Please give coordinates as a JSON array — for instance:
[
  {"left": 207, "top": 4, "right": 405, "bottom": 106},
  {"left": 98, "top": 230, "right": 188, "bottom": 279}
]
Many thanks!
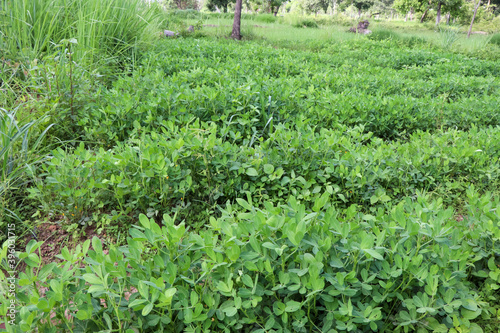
[{"left": 2, "top": 5, "right": 500, "bottom": 333}]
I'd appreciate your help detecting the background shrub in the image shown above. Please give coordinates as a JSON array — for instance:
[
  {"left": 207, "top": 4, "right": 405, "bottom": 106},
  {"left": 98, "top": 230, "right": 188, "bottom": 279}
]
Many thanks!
[
  {"left": 489, "top": 33, "right": 500, "bottom": 47},
  {"left": 368, "top": 29, "right": 401, "bottom": 41},
  {"left": 254, "top": 13, "right": 278, "bottom": 23},
  {"left": 292, "top": 19, "right": 319, "bottom": 28}
]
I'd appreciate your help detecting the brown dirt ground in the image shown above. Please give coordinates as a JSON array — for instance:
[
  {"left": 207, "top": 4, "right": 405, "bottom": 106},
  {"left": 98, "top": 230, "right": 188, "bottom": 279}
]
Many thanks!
[{"left": 23, "top": 218, "right": 107, "bottom": 267}]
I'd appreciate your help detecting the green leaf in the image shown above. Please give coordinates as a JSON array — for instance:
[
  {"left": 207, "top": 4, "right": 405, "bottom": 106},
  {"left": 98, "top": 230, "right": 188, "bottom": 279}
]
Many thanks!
[
  {"left": 142, "top": 302, "right": 154, "bottom": 316},
  {"left": 76, "top": 310, "right": 90, "bottom": 320},
  {"left": 461, "top": 308, "right": 481, "bottom": 320},
  {"left": 103, "top": 313, "right": 112, "bottom": 330},
  {"left": 263, "top": 164, "right": 274, "bottom": 174},
  {"left": 364, "top": 249, "right": 384, "bottom": 260},
  {"left": 469, "top": 323, "right": 484, "bottom": 333},
  {"left": 36, "top": 299, "right": 48, "bottom": 310},
  {"left": 285, "top": 300, "right": 301, "bottom": 312},
  {"left": 139, "top": 214, "right": 150, "bottom": 229},
  {"left": 265, "top": 316, "right": 275, "bottom": 330},
  {"left": 273, "top": 302, "right": 285, "bottom": 315},
  {"left": 225, "top": 242, "right": 241, "bottom": 261},
  {"left": 191, "top": 291, "right": 199, "bottom": 306},
  {"left": 223, "top": 306, "right": 237, "bottom": 317},
  {"left": 138, "top": 281, "right": 149, "bottom": 299},
  {"left": 92, "top": 236, "right": 102, "bottom": 255},
  {"left": 313, "top": 192, "right": 329, "bottom": 212},
  {"left": 82, "top": 273, "right": 102, "bottom": 285},
  {"left": 246, "top": 168, "right": 258, "bottom": 177},
  {"left": 236, "top": 198, "right": 253, "bottom": 211},
  {"left": 129, "top": 299, "right": 148, "bottom": 308},
  {"left": 88, "top": 285, "right": 105, "bottom": 293},
  {"left": 242, "top": 274, "right": 254, "bottom": 288},
  {"left": 217, "top": 281, "right": 232, "bottom": 293},
  {"left": 244, "top": 261, "right": 258, "bottom": 271},
  {"left": 462, "top": 298, "right": 478, "bottom": 311}
]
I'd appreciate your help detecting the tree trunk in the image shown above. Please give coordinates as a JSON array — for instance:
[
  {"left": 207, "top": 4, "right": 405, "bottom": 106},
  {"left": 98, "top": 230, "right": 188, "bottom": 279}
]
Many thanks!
[
  {"left": 420, "top": 7, "right": 429, "bottom": 22},
  {"left": 358, "top": 8, "right": 361, "bottom": 18},
  {"left": 435, "top": 1, "right": 442, "bottom": 26},
  {"left": 446, "top": 12, "right": 450, "bottom": 24},
  {"left": 223, "top": 5, "right": 227, "bottom": 12},
  {"left": 468, "top": 0, "right": 482, "bottom": 38},
  {"left": 273, "top": 6, "right": 279, "bottom": 16},
  {"left": 405, "top": 13, "right": 408, "bottom": 22},
  {"left": 231, "top": 0, "right": 243, "bottom": 40}
]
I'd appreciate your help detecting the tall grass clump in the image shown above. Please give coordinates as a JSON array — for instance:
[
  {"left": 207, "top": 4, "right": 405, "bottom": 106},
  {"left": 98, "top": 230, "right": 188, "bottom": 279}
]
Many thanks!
[
  {"left": 439, "top": 25, "right": 461, "bottom": 49},
  {"left": 0, "top": 0, "right": 165, "bottom": 70},
  {"left": 489, "top": 33, "right": 500, "bottom": 47},
  {"left": 0, "top": 108, "right": 53, "bottom": 240},
  {"left": 368, "top": 29, "right": 401, "bottom": 41},
  {"left": 292, "top": 18, "right": 319, "bottom": 28},
  {"left": 254, "top": 14, "right": 278, "bottom": 23}
]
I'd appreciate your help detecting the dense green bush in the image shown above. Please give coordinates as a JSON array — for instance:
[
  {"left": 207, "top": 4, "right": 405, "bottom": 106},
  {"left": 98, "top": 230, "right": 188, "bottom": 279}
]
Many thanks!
[
  {"left": 0, "top": 109, "right": 53, "bottom": 240},
  {"left": 5, "top": 21, "right": 500, "bottom": 333},
  {"left": 0, "top": 0, "right": 166, "bottom": 112},
  {"left": 489, "top": 33, "right": 500, "bottom": 47},
  {"left": 400, "top": 35, "right": 428, "bottom": 47},
  {"left": 292, "top": 19, "right": 319, "bottom": 28},
  {"left": 74, "top": 39, "right": 500, "bottom": 143},
  {"left": 368, "top": 29, "right": 401, "bottom": 41},
  {"left": 28, "top": 121, "right": 500, "bottom": 232},
  {"left": 314, "top": 15, "right": 354, "bottom": 26},
  {"left": 2, "top": 188, "right": 500, "bottom": 332},
  {"left": 0, "top": 0, "right": 165, "bottom": 66},
  {"left": 171, "top": 9, "right": 202, "bottom": 19},
  {"left": 254, "top": 14, "right": 278, "bottom": 23}
]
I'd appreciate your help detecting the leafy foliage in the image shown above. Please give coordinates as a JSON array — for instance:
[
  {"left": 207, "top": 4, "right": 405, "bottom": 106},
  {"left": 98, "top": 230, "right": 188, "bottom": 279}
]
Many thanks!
[
  {"left": 2, "top": 189, "right": 500, "bottom": 332},
  {"left": 3, "top": 13, "right": 500, "bottom": 333},
  {"left": 490, "top": 33, "right": 500, "bottom": 46},
  {"left": 77, "top": 39, "right": 500, "bottom": 145},
  {"left": 292, "top": 18, "right": 320, "bottom": 27},
  {"left": 368, "top": 29, "right": 401, "bottom": 40}
]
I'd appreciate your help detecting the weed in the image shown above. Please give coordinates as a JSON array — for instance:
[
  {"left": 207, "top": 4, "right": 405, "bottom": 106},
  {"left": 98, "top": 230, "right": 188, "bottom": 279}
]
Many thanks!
[
  {"left": 292, "top": 19, "right": 319, "bottom": 28},
  {"left": 368, "top": 29, "right": 401, "bottom": 41},
  {"left": 489, "top": 33, "right": 500, "bottom": 46},
  {"left": 439, "top": 25, "right": 461, "bottom": 49}
]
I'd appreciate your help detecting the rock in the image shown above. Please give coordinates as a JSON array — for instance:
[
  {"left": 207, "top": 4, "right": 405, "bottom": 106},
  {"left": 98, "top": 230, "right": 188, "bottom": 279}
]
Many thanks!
[
  {"left": 348, "top": 20, "right": 372, "bottom": 34},
  {"left": 471, "top": 31, "right": 488, "bottom": 35},
  {"left": 164, "top": 30, "right": 178, "bottom": 37},
  {"left": 357, "top": 20, "right": 370, "bottom": 30}
]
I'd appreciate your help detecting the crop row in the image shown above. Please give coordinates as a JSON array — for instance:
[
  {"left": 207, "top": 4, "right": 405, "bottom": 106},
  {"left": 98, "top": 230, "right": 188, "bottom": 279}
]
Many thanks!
[
  {"left": 5, "top": 187, "right": 500, "bottom": 332},
  {"left": 75, "top": 39, "right": 500, "bottom": 144},
  {"left": 29, "top": 121, "right": 500, "bottom": 229}
]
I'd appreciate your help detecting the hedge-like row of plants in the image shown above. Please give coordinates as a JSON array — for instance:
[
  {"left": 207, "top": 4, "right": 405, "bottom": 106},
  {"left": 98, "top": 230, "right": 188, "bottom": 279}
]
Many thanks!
[
  {"left": 2, "top": 188, "right": 499, "bottom": 332},
  {"left": 67, "top": 39, "right": 500, "bottom": 144},
  {"left": 28, "top": 122, "right": 500, "bottom": 230}
]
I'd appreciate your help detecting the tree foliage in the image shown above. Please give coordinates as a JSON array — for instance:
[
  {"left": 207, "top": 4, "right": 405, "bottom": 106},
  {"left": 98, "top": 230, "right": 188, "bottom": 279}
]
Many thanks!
[
  {"left": 268, "top": 0, "right": 288, "bottom": 14},
  {"left": 207, "top": 0, "right": 235, "bottom": 12},
  {"left": 299, "top": 0, "right": 330, "bottom": 13},
  {"left": 347, "top": 0, "right": 375, "bottom": 13}
]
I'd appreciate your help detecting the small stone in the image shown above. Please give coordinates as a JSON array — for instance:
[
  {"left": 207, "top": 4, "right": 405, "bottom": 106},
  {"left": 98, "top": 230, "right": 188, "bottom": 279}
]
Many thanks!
[
  {"left": 348, "top": 20, "right": 371, "bottom": 34},
  {"left": 164, "top": 30, "right": 178, "bottom": 37}
]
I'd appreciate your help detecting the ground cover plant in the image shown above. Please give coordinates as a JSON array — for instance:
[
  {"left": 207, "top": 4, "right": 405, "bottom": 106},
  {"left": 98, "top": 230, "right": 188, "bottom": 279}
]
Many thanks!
[{"left": 2, "top": 5, "right": 500, "bottom": 333}]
